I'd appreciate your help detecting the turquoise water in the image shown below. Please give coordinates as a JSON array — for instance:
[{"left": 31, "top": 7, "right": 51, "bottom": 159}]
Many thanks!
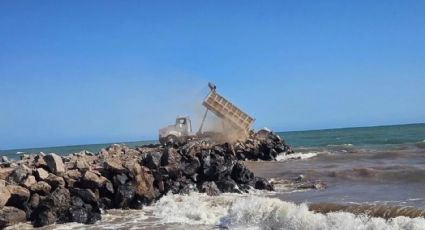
[
  {"left": 1, "top": 123, "right": 424, "bottom": 160},
  {"left": 278, "top": 123, "right": 425, "bottom": 148}
]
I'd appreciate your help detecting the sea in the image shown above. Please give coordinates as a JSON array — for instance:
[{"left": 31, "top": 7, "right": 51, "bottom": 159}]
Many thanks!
[{"left": 3, "top": 123, "right": 425, "bottom": 230}]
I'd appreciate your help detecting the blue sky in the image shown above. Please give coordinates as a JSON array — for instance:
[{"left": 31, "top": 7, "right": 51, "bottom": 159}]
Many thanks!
[{"left": 1, "top": 0, "right": 424, "bottom": 149}]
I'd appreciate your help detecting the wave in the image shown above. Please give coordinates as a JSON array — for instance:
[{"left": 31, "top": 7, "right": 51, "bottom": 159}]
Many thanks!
[
  {"left": 327, "top": 144, "right": 353, "bottom": 147},
  {"left": 10, "top": 193, "right": 425, "bottom": 230},
  {"left": 151, "top": 192, "right": 425, "bottom": 229},
  {"left": 276, "top": 152, "right": 322, "bottom": 161},
  {"left": 327, "top": 167, "right": 425, "bottom": 183}
]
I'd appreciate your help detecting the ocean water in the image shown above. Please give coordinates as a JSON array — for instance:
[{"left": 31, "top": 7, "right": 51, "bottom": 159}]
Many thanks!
[{"left": 3, "top": 123, "right": 425, "bottom": 230}]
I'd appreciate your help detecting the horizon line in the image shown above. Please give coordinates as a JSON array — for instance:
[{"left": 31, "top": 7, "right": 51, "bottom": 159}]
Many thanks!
[{"left": 1, "top": 122, "right": 424, "bottom": 151}]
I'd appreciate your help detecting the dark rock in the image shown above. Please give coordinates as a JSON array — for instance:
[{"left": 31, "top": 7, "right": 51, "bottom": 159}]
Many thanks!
[
  {"left": 200, "top": 181, "right": 220, "bottom": 196},
  {"left": 29, "top": 193, "right": 40, "bottom": 208},
  {"left": 144, "top": 152, "right": 162, "bottom": 169},
  {"left": 112, "top": 173, "right": 128, "bottom": 186},
  {"left": 253, "top": 177, "right": 273, "bottom": 191},
  {"left": 102, "top": 180, "right": 114, "bottom": 196},
  {"left": 70, "top": 188, "right": 98, "bottom": 204},
  {"left": 0, "top": 206, "right": 27, "bottom": 228},
  {"left": 99, "top": 197, "right": 112, "bottom": 210},
  {"left": 181, "top": 156, "right": 200, "bottom": 176},
  {"left": 161, "top": 148, "right": 181, "bottom": 166},
  {"left": 49, "top": 188, "right": 71, "bottom": 211},
  {"left": 216, "top": 178, "right": 239, "bottom": 193},
  {"left": 71, "top": 196, "right": 84, "bottom": 208},
  {"left": 114, "top": 183, "right": 135, "bottom": 209},
  {"left": 31, "top": 206, "right": 56, "bottom": 227},
  {"left": 231, "top": 162, "right": 254, "bottom": 184},
  {"left": 69, "top": 207, "right": 89, "bottom": 223}
]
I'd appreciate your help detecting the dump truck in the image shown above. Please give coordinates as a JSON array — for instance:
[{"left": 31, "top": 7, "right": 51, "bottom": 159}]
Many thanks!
[{"left": 158, "top": 83, "right": 255, "bottom": 145}]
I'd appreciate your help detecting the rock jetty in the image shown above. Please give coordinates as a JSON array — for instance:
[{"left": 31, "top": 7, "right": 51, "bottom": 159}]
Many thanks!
[{"left": 0, "top": 130, "right": 292, "bottom": 228}]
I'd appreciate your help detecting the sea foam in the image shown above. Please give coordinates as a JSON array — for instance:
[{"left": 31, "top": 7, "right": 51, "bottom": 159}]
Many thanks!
[
  {"left": 151, "top": 192, "right": 425, "bottom": 230},
  {"left": 276, "top": 152, "right": 321, "bottom": 161}
]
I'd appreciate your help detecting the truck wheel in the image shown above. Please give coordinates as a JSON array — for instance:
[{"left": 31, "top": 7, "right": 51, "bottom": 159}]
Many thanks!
[{"left": 165, "top": 135, "right": 178, "bottom": 146}]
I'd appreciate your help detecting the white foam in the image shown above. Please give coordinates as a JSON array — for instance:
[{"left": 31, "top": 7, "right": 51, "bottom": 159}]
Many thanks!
[
  {"left": 151, "top": 192, "right": 425, "bottom": 230},
  {"left": 276, "top": 152, "right": 320, "bottom": 161},
  {"left": 327, "top": 143, "right": 354, "bottom": 147}
]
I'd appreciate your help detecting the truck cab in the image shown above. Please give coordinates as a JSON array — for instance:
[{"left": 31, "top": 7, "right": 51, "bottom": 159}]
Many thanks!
[{"left": 159, "top": 116, "right": 192, "bottom": 145}]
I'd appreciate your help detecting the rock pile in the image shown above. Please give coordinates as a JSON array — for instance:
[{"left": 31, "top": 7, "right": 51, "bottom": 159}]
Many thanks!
[{"left": 0, "top": 130, "right": 291, "bottom": 228}]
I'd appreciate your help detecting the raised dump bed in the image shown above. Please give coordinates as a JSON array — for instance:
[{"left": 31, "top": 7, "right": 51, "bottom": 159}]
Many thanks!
[{"left": 203, "top": 90, "right": 255, "bottom": 134}]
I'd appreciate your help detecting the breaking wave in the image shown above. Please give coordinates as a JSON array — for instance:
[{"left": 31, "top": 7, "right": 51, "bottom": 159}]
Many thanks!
[
  {"left": 276, "top": 152, "right": 321, "bottom": 161},
  {"left": 151, "top": 193, "right": 425, "bottom": 230}
]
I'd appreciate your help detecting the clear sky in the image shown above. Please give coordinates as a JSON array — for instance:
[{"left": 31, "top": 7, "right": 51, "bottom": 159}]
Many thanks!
[{"left": 1, "top": 1, "right": 424, "bottom": 149}]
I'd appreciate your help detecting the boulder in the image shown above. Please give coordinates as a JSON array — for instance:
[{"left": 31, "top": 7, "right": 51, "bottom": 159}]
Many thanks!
[
  {"left": 44, "top": 153, "right": 65, "bottom": 175},
  {"left": 31, "top": 207, "right": 56, "bottom": 227},
  {"left": 44, "top": 174, "right": 66, "bottom": 189},
  {"left": 69, "top": 206, "right": 101, "bottom": 224},
  {"left": 144, "top": 152, "right": 162, "bottom": 169},
  {"left": 112, "top": 173, "right": 128, "bottom": 186},
  {"left": 114, "top": 183, "right": 135, "bottom": 209},
  {"left": 48, "top": 188, "right": 71, "bottom": 211},
  {"left": 1, "top": 156, "right": 9, "bottom": 163},
  {"left": 231, "top": 162, "right": 254, "bottom": 184},
  {"left": 35, "top": 168, "right": 49, "bottom": 180},
  {"left": 200, "top": 181, "right": 220, "bottom": 196},
  {"left": 180, "top": 156, "right": 200, "bottom": 176},
  {"left": 70, "top": 188, "right": 97, "bottom": 204},
  {"left": 0, "top": 206, "right": 26, "bottom": 228},
  {"left": 30, "top": 181, "right": 52, "bottom": 195},
  {"left": 81, "top": 171, "right": 108, "bottom": 189},
  {"left": 0, "top": 182, "right": 11, "bottom": 208},
  {"left": 104, "top": 159, "right": 126, "bottom": 174},
  {"left": 7, "top": 165, "right": 31, "bottom": 184},
  {"left": 161, "top": 148, "right": 181, "bottom": 166},
  {"left": 6, "top": 185, "right": 30, "bottom": 208},
  {"left": 34, "top": 154, "right": 47, "bottom": 168},
  {"left": 216, "top": 178, "right": 239, "bottom": 193},
  {"left": 252, "top": 177, "right": 273, "bottom": 191},
  {"left": 66, "top": 169, "right": 82, "bottom": 180},
  {"left": 74, "top": 158, "right": 90, "bottom": 172},
  {"left": 69, "top": 207, "right": 89, "bottom": 223},
  {"left": 29, "top": 193, "right": 40, "bottom": 208},
  {"left": 21, "top": 175, "right": 37, "bottom": 188},
  {"left": 131, "top": 164, "right": 156, "bottom": 203},
  {"left": 0, "top": 168, "right": 14, "bottom": 180},
  {"left": 20, "top": 154, "right": 31, "bottom": 160}
]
